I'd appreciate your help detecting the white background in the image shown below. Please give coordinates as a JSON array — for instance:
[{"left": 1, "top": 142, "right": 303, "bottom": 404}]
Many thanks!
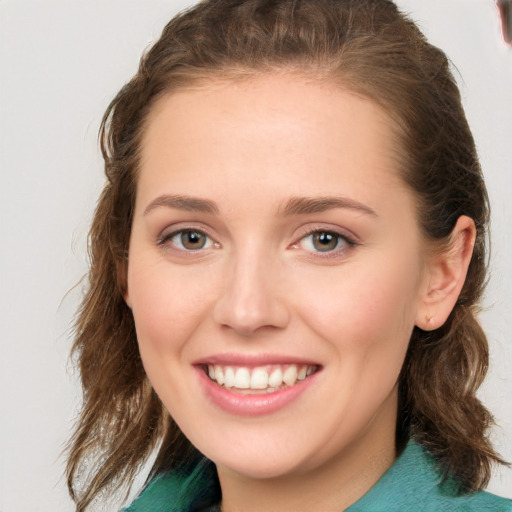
[{"left": 0, "top": 1, "right": 510, "bottom": 510}]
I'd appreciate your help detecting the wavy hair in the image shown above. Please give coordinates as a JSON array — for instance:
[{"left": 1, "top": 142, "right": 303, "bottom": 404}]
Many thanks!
[{"left": 67, "top": 0, "right": 505, "bottom": 509}]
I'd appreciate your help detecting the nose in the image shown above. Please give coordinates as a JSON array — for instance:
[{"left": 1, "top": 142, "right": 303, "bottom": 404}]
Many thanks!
[{"left": 212, "top": 249, "right": 290, "bottom": 337}]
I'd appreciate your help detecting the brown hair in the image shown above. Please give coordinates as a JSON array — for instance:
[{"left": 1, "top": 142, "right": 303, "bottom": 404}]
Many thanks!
[{"left": 67, "top": 0, "right": 505, "bottom": 509}]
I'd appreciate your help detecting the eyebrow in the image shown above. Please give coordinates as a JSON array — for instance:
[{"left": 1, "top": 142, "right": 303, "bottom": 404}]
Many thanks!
[
  {"left": 282, "top": 196, "right": 377, "bottom": 217},
  {"left": 143, "top": 194, "right": 376, "bottom": 217},
  {"left": 144, "top": 194, "right": 219, "bottom": 215}
]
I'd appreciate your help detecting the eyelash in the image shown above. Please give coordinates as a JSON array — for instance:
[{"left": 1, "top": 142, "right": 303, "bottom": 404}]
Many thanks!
[
  {"left": 293, "top": 228, "right": 358, "bottom": 258},
  {"left": 157, "top": 228, "right": 218, "bottom": 252},
  {"left": 157, "top": 227, "right": 358, "bottom": 258}
]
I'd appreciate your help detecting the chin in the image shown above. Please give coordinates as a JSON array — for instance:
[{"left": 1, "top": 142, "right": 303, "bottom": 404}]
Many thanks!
[{"left": 214, "top": 450, "right": 307, "bottom": 480}]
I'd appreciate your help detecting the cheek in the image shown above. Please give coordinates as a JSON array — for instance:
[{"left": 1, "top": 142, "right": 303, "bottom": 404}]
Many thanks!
[
  {"left": 127, "top": 261, "right": 218, "bottom": 413},
  {"left": 296, "top": 255, "right": 421, "bottom": 373},
  {"left": 310, "top": 271, "right": 416, "bottom": 337},
  {"left": 127, "top": 259, "right": 211, "bottom": 355}
]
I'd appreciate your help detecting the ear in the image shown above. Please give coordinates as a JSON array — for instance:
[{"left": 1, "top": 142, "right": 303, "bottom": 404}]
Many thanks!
[
  {"left": 415, "top": 216, "right": 476, "bottom": 331},
  {"left": 119, "top": 259, "right": 132, "bottom": 309},
  {"left": 124, "top": 288, "right": 132, "bottom": 309}
]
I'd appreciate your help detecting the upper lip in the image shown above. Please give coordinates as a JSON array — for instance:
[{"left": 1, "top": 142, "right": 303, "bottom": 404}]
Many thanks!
[{"left": 192, "top": 352, "right": 321, "bottom": 367}]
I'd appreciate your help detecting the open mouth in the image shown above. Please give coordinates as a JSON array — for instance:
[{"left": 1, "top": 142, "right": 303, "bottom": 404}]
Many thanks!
[{"left": 202, "top": 364, "right": 320, "bottom": 394}]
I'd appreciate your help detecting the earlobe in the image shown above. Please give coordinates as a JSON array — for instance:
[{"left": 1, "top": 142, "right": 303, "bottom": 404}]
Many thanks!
[
  {"left": 415, "top": 216, "right": 476, "bottom": 331},
  {"left": 119, "top": 260, "right": 132, "bottom": 309},
  {"left": 124, "top": 290, "right": 132, "bottom": 309}
]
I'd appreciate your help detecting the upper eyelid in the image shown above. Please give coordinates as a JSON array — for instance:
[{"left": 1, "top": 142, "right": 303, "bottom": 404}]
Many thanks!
[
  {"left": 157, "top": 228, "right": 219, "bottom": 255},
  {"left": 301, "top": 229, "right": 352, "bottom": 241},
  {"left": 292, "top": 231, "right": 359, "bottom": 263},
  {"left": 157, "top": 223, "right": 217, "bottom": 241},
  {"left": 155, "top": 222, "right": 359, "bottom": 250},
  {"left": 298, "top": 231, "right": 355, "bottom": 250},
  {"left": 294, "top": 225, "right": 359, "bottom": 245}
]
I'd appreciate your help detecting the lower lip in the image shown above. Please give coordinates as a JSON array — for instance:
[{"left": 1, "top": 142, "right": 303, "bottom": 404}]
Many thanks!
[{"left": 195, "top": 367, "right": 318, "bottom": 416}]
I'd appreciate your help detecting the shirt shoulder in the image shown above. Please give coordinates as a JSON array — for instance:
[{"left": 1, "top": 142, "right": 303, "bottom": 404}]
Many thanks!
[
  {"left": 122, "top": 441, "right": 511, "bottom": 512},
  {"left": 121, "top": 457, "right": 220, "bottom": 512},
  {"left": 347, "top": 441, "right": 512, "bottom": 512}
]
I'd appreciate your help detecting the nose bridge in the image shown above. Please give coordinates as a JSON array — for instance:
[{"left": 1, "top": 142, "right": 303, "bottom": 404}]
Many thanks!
[{"left": 213, "top": 237, "right": 289, "bottom": 335}]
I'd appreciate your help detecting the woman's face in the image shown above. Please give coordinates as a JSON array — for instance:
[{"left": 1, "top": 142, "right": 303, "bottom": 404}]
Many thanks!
[{"left": 126, "top": 74, "right": 431, "bottom": 480}]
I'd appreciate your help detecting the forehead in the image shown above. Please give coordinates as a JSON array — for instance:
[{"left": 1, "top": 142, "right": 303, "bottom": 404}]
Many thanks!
[{"left": 137, "top": 73, "right": 412, "bottom": 215}]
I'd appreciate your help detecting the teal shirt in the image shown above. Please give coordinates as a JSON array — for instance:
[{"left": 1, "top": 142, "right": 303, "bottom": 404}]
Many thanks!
[{"left": 123, "top": 441, "right": 511, "bottom": 511}]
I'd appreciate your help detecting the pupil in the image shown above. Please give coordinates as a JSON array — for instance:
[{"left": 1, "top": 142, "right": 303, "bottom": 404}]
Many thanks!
[
  {"left": 313, "top": 232, "right": 337, "bottom": 252},
  {"left": 181, "top": 230, "right": 205, "bottom": 250}
]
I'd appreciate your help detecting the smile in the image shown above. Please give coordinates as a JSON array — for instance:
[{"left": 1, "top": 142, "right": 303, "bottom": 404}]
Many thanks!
[{"left": 205, "top": 364, "right": 318, "bottom": 394}]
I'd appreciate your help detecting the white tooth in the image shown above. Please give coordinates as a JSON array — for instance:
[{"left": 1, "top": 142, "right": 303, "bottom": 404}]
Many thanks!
[
  {"left": 234, "top": 368, "right": 250, "bottom": 389},
  {"left": 224, "top": 367, "right": 235, "bottom": 388},
  {"left": 266, "top": 387, "right": 276, "bottom": 393},
  {"left": 214, "top": 365, "right": 224, "bottom": 385},
  {"left": 250, "top": 368, "right": 269, "bottom": 389},
  {"left": 306, "top": 366, "right": 314, "bottom": 376},
  {"left": 297, "top": 365, "right": 307, "bottom": 381},
  {"left": 208, "top": 365, "right": 215, "bottom": 379},
  {"left": 283, "top": 365, "right": 298, "bottom": 386},
  {"left": 268, "top": 368, "right": 283, "bottom": 387}
]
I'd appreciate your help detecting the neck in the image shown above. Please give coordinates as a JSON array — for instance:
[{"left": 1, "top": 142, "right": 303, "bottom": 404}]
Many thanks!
[{"left": 217, "top": 388, "right": 398, "bottom": 512}]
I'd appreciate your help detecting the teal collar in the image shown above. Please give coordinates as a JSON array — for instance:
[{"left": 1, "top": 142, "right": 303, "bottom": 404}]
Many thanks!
[
  {"left": 346, "top": 441, "right": 511, "bottom": 511},
  {"left": 123, "top": 441, "right": 511, "bottom": 512}
]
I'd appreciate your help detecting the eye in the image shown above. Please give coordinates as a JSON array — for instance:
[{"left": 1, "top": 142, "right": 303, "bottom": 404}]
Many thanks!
[
  {"left": 160, "top": 229, "right": 215, "bottom": 251},
  {"left": 299, "top": 230, "right": 352, "bottom": 253}
]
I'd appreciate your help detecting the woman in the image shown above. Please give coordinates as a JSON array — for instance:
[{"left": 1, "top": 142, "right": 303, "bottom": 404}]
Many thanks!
[{"left": 67, "top": 0, "right": 511, "bottom": 510}]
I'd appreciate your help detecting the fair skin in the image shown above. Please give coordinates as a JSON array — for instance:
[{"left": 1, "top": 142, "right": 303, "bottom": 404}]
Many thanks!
[{"left": 125, "top": 73, "right": 475, "bottom": 511}]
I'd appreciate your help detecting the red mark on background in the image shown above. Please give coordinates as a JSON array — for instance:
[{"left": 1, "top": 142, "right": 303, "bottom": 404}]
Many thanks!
[{"left": 496, "top": 0, "right": 512, "bottom": 46}]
